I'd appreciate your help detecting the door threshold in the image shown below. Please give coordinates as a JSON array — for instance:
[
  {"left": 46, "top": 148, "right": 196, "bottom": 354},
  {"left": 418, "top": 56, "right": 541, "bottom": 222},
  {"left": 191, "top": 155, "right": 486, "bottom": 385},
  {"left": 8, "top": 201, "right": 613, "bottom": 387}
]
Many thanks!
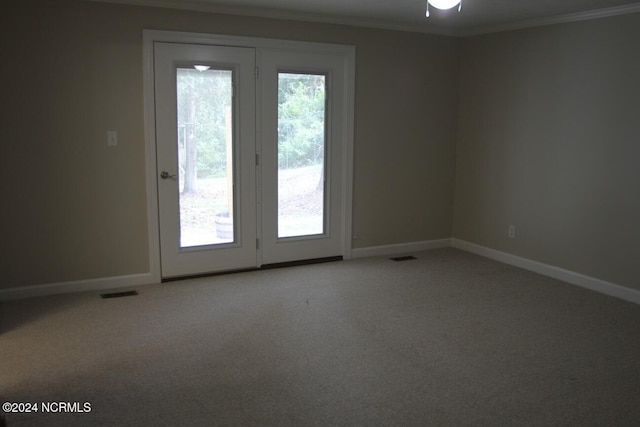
[
  {"left": 261, "top": 256, "right": 343, "bottom": 270},
  {"left": 161, "top": 256, "right": 343, "bottom": 282}
]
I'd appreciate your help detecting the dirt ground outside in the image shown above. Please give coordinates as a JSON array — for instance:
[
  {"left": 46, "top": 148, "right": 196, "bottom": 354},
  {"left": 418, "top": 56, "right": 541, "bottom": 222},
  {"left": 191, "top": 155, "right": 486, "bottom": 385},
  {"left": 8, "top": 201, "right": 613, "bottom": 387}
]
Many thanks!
[{"left": 179, "top": 164, "right": 324, "bottom": 246}]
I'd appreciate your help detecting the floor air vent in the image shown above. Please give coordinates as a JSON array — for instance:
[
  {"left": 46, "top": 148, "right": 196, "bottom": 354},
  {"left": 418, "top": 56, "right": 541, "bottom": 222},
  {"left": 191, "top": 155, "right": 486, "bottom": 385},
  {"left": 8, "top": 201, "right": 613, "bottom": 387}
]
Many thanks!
[
  {"left": 100, "top": 290, "right": 139, "bottom": 299},
  {"left": 390, "top": 255, "right": 417, "bottom": 262}
]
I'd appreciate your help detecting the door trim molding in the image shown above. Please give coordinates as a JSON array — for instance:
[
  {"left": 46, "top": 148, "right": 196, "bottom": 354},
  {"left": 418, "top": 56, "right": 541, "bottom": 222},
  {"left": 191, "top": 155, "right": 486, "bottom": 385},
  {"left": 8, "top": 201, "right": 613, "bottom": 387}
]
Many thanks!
[
  {"left": 143, "top": 30, "right": 355, "bottom": 279},
  {"left": 142, "top": 31, "right": 162, "bottom": 284}
]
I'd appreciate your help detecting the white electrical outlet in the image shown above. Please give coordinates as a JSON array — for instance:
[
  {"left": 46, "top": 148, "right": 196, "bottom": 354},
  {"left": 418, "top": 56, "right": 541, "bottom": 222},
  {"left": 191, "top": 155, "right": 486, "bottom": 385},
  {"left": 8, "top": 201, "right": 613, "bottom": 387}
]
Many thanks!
[
  {"left": 107, "top": 130, "right": 118, "bottom": 147},
  {"left": 508, "top": 225, "right": 516, "bottom": 238}
]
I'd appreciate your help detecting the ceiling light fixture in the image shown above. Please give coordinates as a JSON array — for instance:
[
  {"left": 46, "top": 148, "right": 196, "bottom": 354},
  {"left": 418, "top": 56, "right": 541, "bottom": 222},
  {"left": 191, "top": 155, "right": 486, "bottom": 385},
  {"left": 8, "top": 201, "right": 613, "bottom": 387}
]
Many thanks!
[
  {"left": 194, "top": 65, "right": 211, "bottom": 71},
  {"left": 425, "top": 0, "right": 462, "bottom": 18}
]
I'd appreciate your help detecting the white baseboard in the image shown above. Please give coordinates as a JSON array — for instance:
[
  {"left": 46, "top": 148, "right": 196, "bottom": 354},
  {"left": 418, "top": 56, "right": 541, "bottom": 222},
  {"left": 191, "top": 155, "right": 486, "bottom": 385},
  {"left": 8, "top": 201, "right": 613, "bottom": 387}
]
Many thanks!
[
  {"left": 351, "top": 238, "right": 452, "bottom": 259},
  {"left": 0, "top": 273, "right": 155, "bottom": 301},
  {"left": 3, "top": 240, "right": 638, "bottom": 306},
  {"left": 452, "top": 239, "right": 640, "bottom": 305}
]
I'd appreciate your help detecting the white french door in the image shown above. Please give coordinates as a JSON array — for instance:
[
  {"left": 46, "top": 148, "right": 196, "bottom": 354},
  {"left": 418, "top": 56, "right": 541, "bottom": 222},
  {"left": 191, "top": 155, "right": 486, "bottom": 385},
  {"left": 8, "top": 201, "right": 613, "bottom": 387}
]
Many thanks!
[
  {"left": 259, "top": 49, "right": 347, "bottom": 265},
  {"left": 154, "top": 43, "right": 257, "bottom": 278},
  {"left": 148, "top": 34, "right": 353, "bottom": 279}
]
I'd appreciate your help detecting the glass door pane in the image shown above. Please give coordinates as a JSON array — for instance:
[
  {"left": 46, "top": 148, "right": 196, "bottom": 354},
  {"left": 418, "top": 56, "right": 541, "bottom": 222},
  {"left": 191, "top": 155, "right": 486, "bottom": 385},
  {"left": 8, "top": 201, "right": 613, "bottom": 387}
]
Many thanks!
[
  {"left": 277, "top": 73, "right": 326, "bottom": 238},
  {"left": 176, "top": 67, "right": 234, "bottom": 247}
]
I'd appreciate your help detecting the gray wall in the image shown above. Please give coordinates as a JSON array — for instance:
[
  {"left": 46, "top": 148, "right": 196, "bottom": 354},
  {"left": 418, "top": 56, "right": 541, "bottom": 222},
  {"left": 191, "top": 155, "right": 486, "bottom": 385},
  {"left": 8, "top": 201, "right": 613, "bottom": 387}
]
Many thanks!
[
  {"left": 3, "top": 0, "right": 638, "bottom": 294},
  {"left": 0, "top": 0, "right": 459, "bottom": 288},
  {"left": 453, "top": 14, "right": 640, "bottom": 291}
]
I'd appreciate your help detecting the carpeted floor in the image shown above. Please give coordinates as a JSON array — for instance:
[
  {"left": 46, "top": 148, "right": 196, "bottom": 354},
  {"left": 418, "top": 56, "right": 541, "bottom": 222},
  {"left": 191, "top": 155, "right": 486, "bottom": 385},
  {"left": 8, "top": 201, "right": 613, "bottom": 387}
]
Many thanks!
[{"left": 1, "top": 248, "right": 639, "bottom": 426}]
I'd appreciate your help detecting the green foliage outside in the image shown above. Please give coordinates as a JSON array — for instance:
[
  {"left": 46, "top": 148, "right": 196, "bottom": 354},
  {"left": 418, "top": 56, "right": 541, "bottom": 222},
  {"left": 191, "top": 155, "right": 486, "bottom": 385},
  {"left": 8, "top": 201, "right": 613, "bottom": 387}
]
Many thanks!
[
  {"left": 278, "top": 73, "right": 326, "bottom": 169},
  {"left": 177, "top": 68, "right": 232, "bottom": 179},
  {"left": 177, "top": 69, "right": 326, "bottom": 180}
]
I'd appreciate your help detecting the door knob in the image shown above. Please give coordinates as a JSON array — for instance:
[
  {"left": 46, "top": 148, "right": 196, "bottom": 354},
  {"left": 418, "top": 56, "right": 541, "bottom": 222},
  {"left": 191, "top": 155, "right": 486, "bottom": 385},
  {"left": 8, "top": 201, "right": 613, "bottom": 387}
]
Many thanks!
[{"left": 160, "top": 171, "right": 176, "bottom": 180}]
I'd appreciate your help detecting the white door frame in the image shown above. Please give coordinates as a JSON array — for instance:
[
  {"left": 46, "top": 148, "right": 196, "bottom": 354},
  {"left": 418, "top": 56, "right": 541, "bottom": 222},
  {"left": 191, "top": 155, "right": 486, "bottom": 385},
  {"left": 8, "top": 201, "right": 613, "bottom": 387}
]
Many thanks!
[{"left": 143, "top": 30, "right": 355, "bottom": 282}]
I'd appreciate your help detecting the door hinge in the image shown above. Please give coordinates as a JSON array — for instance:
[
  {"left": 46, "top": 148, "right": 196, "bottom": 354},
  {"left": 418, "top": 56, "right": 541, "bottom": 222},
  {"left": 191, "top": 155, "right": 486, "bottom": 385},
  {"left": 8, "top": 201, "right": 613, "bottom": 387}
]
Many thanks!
[
  {"left": 255, "top": 153, "right": 260, "bottom": 166},
  {"left": 255, "top": 66, "right": 259, "bottom": 79},
  {"left": 256, "top": 238, "right": 260, "bottom": 249}
]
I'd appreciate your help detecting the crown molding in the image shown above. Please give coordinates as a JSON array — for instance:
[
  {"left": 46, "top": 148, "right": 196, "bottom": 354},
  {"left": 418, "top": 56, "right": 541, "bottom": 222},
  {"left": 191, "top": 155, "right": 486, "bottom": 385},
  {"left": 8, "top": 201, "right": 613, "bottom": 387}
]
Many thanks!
[
  {"left": 460, "top": 3, "right": 640, "bottom": 36},
  {"left": 83, "top": 0, "right": 456, "bottom": 36},
  {"left": 84, "top": 0, "right": 640, "bottom": 37}
]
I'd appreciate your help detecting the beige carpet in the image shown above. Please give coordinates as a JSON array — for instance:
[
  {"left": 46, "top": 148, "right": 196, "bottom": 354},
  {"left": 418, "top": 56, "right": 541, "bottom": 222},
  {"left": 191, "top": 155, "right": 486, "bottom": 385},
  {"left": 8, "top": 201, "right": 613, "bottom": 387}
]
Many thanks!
[{"left": 1, "top": 248, "right": 639, "bottom": 426}]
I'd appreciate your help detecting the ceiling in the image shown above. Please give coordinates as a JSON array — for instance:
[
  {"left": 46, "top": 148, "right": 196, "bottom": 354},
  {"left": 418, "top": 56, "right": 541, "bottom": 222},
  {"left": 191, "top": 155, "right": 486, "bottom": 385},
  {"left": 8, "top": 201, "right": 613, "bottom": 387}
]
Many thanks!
[{"left": 89, "top": 0, "right": 640, "bottom": 35}]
